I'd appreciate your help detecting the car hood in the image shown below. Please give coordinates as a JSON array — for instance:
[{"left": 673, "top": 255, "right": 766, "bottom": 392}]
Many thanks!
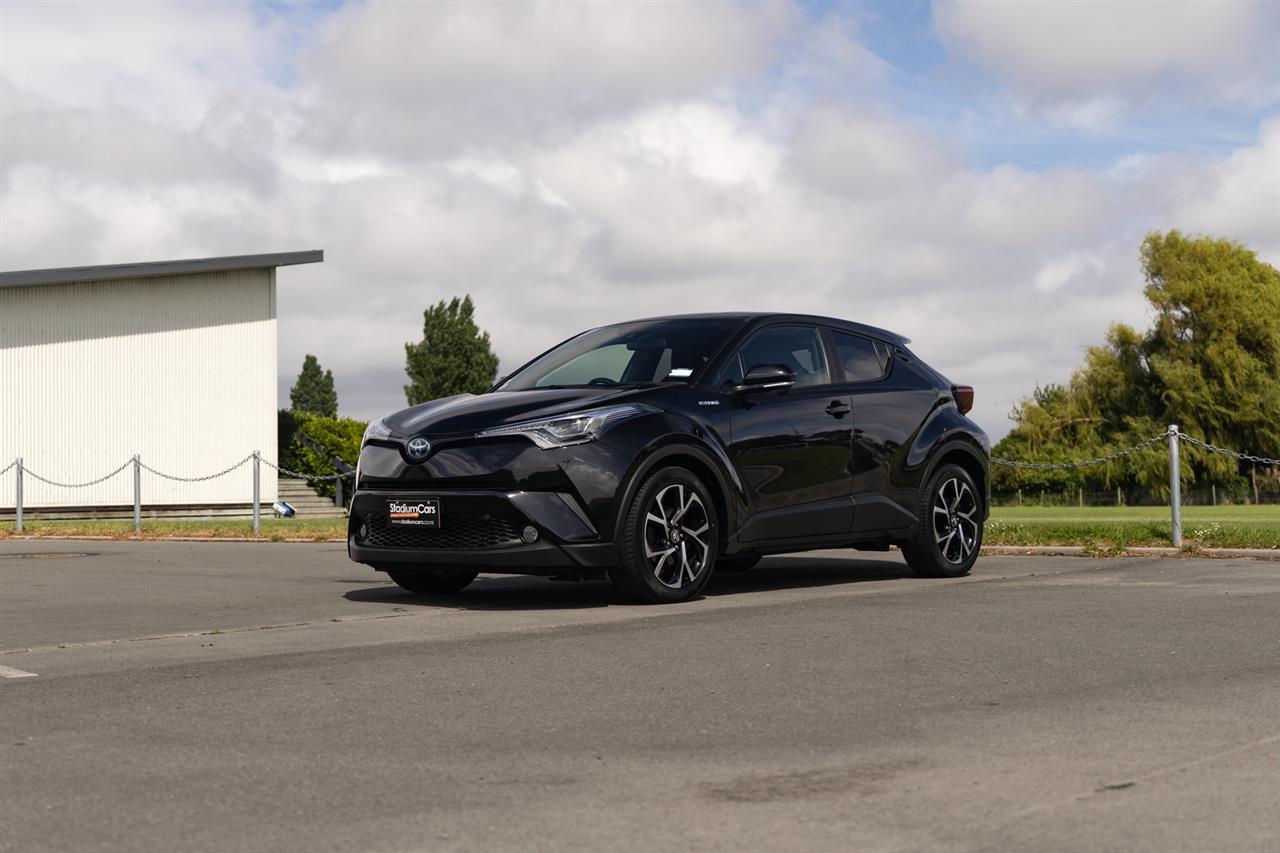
[{"left": 382, "top": 386, "right": 671, "bottom": 438}]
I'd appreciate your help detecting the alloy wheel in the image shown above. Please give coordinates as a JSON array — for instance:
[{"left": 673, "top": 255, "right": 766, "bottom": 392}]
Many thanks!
[
  {"left": 643, "top": 483, "right": 711, "bottom": 589},
  {"left": 932, "top": 477, "right": 979, "bottom": 565}
]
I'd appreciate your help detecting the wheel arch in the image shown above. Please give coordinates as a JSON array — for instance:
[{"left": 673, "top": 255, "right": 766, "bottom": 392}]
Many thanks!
[
  {"left": 924, "top": 439, "right": 990, "bottom": 520},
  {"left": 608, "top": 440, "right": 740, "bottom": 550}
]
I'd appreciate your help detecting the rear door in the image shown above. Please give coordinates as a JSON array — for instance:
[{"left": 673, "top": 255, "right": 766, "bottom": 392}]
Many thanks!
[
  {"left": 715, "top": 324, "right": 855, "bottom": 541},
  {"left": 828, "top": 329, "right": 933, "bottom": 533}
]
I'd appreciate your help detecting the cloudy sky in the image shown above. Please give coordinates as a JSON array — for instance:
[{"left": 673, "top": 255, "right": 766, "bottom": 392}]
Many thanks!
[{"left": 2, "top": 0, "right": 1277, "bottom": 440}]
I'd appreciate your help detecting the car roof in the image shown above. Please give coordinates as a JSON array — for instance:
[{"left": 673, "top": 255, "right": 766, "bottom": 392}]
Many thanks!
[{"left": 601, "top": 312, "right": 911, "bottom": 347}]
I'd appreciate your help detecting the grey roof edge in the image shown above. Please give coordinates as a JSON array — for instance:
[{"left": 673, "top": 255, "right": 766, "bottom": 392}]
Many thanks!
[{"left": 0, "top": 250, "right": 324, "bottom": 289}]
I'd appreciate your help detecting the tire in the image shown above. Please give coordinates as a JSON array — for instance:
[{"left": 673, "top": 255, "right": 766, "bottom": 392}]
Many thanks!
[
  {"left": 610, "top": 466, "right": 719, "bottom": 603},
  {"left": 386, "top": 568, "right": 479, "bottom": 594},
  {"left": 900, "top": 463, "right": 983, "bottom": 578},
  {"left": 717, "top": 554, "right": 762, "bottom": 571}
]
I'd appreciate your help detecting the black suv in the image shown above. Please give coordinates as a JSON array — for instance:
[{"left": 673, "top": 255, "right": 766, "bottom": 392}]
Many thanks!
[{"left": 349, "top": 314, "right": 989, "bottom": 602}]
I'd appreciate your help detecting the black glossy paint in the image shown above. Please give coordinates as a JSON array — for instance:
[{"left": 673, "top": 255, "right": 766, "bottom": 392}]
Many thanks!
[{"left": 348, "top": 312, "right": 990, "bottom": 575}]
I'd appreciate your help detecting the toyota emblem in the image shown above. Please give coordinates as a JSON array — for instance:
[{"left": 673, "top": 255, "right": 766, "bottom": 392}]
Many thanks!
[{"left": 406, "top": 437, "right": 431, "bottom": 461}]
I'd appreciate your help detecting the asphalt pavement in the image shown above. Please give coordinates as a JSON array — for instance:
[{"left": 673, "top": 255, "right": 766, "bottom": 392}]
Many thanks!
[{"left": 1, "top": 540, "right": 1277, "bottom": 853}]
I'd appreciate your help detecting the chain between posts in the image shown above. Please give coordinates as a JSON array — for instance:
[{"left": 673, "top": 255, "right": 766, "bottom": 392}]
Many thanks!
[
  {"left": 1178, "top": 434, "right": 1280, "bottom": 466},
  {"left": 257, "top": 456, "right": 353, "bottom": 481},
  {"left": 3, "top": 430, "right": 1273, "bottom": 492},
  {"left": 137, "top": 453, "right": 256, "bottom": 482},
  {"left": 990, "top": 430, "right": 1173, "bottom": 470},
  {"left": 21, "top": 459, "right": 134, "bottom": 488},
  {"left": 992, "top": 428, "right": 1280, "bottom": 470},
  {"left": 4, "top": 454, "right": 352, "bottom": 488},
  {"left": 5, "top": 454, "right": 354, "bottom": 534}
]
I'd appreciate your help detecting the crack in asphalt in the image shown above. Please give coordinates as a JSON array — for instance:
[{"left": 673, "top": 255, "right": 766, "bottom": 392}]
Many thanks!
[{"left": 982, "top": 732, "right": 1280, "bottom": 832}]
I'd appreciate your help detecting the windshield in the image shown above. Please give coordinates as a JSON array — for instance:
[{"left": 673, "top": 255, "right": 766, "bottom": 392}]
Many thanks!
[{"left": 497, "top": 318, "right": 746, "bottom": 392}]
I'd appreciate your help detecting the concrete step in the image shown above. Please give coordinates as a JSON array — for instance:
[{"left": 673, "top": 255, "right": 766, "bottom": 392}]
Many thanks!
[
  {"left": 276, "top": 496, "right": 338, "bottom": 507},
  {"left": 274, "top": 477, "right": 345, "bottom": 518}
]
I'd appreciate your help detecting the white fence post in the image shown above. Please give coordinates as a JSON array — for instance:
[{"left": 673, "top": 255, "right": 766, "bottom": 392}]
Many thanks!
[
  {"left": 252, "top": 451, "right": 261, "bottom": 534},
  {"left": 1169, "top": 425, "right": 1181, "bottom": 547},
  {"left": 133, "top": 454, "right": 141, "bottom": 533},
  {"left": 15, "top": 457, "right": 23, "bottom": 533}
]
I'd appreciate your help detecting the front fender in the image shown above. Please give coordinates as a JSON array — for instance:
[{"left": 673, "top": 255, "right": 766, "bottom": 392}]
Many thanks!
[{"left": 599, "top": 422, "right": 746, "bottom": 543}]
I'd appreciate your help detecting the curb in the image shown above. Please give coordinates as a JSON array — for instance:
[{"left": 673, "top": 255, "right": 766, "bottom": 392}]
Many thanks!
[{"left": 981, "top": 545, "right": 1280, "bottom": 560}]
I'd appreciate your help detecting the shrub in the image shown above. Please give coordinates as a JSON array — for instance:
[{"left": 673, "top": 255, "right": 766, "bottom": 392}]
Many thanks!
[{"left": 278, "top": 411, "right": 365, "bottom": 499}]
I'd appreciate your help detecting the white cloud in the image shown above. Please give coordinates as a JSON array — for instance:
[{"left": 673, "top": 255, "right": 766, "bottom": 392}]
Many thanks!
[
  {"left": 934, "top": 0, "right": 1280, "bottom": 126},
  {"left": 1, "top": 0, "right": 1277, "bottom": 443},
  {"left": 0, "top": 1, "right": 287, "bottom": 123},
  {"left": 294, "top": 0, "right": 796, "bottom": 160},
  {"left": 1032, "top": 251, "right": 1107, "bottom": 295},
  {"left": 1168, "top": 116, "right": 1280, "bottom": 261}
]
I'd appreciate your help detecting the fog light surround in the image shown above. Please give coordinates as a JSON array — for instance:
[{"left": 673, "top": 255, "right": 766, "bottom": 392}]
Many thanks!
[{"left": 521, "top": 525, "right": 539, "bottom": 544}]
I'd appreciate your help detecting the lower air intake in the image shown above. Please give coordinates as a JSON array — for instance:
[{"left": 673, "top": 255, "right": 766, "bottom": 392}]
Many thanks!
[{"left": 360, "top": 510, "right": 524, "bottom": 550}]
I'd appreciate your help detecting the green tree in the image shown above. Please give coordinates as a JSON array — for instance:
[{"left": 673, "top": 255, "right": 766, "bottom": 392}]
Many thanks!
[
  {"left": 290, "top": 354, "right": 338, "bottom": 417},
  {"left": 404, "top": 295, "right": 500, "bottom": 405},
  {"left": 993, "top": 231, "right": 1280, "bottom": 498}
]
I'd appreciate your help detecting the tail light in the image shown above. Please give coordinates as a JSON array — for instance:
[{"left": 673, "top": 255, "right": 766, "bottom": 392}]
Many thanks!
[{"left": 952, "top": 385, "right": 974, "bottom": 415}]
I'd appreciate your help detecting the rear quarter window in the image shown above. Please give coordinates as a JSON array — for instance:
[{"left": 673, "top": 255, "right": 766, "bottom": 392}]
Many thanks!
[{"left": 831, "top": 331, "right": 886, "bottom": 383}]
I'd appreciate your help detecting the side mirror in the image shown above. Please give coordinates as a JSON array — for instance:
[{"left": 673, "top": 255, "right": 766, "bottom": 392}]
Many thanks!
[{"left": 733, "top": 364, "right": 796, "bottom": 395}]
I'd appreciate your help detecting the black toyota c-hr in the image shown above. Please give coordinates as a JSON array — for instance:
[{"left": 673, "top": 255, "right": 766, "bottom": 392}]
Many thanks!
[{"left": 349, "top": 313, "right": 989, "bottom": 603}]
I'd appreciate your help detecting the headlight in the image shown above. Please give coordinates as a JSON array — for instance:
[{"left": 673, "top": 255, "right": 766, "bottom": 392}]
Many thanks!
[
  {"left": 362, "top": 418, "right": 392, "bottom": 445},
  {"left": 475, "top": 404, "right": 651, "bottom": 449}
]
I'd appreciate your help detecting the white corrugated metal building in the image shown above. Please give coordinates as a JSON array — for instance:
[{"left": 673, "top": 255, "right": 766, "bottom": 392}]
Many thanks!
[{"left": 0, "top": 251, "right": 323, "bottom": 516}]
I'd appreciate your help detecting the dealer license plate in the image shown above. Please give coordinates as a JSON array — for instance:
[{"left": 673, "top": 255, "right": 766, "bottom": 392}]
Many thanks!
[{"left": 387, "top": 498, "right": 441, "bottom": 528}]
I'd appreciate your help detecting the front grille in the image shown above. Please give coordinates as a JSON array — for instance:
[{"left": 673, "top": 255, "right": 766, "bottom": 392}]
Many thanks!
[{"left": 360, "top": 510, "right": 524, "bottom": 550}]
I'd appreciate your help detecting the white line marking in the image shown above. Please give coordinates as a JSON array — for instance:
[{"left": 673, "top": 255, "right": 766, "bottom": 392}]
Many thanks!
[{"left": 0, "top": 664, "right": 38, "bottom": 679}]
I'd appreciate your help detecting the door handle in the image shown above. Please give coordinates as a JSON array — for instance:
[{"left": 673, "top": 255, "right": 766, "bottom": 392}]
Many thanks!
[{"left": 825, "top": 400, "right": 851, "bottom": 418}]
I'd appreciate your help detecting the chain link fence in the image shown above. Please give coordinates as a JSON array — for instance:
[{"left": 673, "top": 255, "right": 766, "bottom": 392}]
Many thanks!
[{"left": 4, "top": 452, "right": 352, "bottom": 534}]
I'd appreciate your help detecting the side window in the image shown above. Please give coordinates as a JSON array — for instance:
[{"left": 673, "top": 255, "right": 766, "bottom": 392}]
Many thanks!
[
  {"left": 874, "top": 341, "right": 894, "bottom": 372},
  {"left": 727, "top": 325, "right": 830, "bottom": 388},
  {"left": 832, "top": 331, "right": 886, "bottom": 383},
  {"left": 713, "top": 351, "right": 745, "bottom": 388}
]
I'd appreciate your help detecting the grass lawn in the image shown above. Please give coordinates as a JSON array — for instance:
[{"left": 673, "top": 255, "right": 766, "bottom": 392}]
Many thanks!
[
  {"left": 987, "top": 505, "right": 1280, "bottom": 550},
  {"left": 0, "top": 518, "right": 347, "bottom": 542},
  {"left": 3, "top": 505, "right": 1277, "bottom": 550}
]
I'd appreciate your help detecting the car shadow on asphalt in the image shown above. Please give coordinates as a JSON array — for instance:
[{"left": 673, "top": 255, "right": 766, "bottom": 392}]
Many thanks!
[{"left": 342, "top": 554, "right": 916, "bottom": 612}]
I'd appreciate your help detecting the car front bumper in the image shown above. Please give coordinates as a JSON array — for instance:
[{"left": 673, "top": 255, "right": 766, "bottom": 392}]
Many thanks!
[{"left": 347, "top": 488, "right": 619, "bottom": 575}]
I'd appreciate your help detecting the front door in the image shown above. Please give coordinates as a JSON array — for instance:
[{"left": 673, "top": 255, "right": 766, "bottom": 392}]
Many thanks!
[{"left": 714, "top": 324, "right": 854, "bottom": 542}]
